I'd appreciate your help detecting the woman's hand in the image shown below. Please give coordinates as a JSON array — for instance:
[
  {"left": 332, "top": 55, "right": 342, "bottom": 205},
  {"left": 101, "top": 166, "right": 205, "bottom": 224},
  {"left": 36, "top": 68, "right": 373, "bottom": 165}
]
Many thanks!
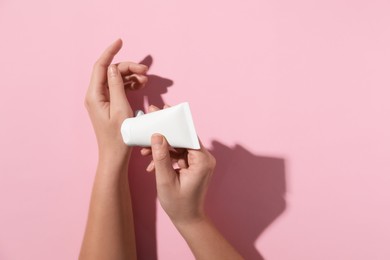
[
  {"left": 141, "top": 105, "right": 216, "bottom": 226},
  {"left": 80, "top": 39, "right": 146, "bottom": 260},
  {"left": 141, "top": 105, "right": 243, "bottom": 260},
  {"left": 84, "top": 38, "right": 148, "bottom": 160}
]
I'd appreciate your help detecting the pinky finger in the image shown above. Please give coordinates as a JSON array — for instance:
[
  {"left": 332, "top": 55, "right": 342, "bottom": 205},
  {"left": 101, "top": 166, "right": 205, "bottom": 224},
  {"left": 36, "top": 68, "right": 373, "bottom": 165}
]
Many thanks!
[
  {"left": 178, "top": 158, "right": 188, "bottom": 169},
  {"left": 146, "top": 160, "right": 155, "bottom": 172},
  {"left": 141, "top": 147, "right": 152, "bottom": 156}
]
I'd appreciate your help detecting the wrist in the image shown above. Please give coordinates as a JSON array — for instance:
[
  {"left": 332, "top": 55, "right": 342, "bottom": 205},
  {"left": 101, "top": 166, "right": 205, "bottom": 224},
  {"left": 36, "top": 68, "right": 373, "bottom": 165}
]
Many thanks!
[
  {"left": 173, "top": 215, "right": 216, "bottom": 242},
  {"left": 98, "top": 147, "right": 132, "bottom": 169},
  {"left": 172, "top": 213, "right": 208, "bottom": 232}
]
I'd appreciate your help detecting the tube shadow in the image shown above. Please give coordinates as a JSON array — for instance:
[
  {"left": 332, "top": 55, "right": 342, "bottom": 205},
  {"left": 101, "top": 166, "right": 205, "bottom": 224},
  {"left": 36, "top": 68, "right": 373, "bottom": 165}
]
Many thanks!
[
  {"left": 127, "top": 57, "right": 287, "bottom": 259},
  {"left": 127, "top": 55, "right": 173, "bottom": 260},
  {"left": 206, "top": 141, "right": 287, "bottom": 260}
]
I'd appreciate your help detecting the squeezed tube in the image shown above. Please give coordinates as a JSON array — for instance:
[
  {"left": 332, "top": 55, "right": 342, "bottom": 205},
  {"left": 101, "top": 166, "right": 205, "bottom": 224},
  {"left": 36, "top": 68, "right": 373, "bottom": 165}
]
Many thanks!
[{"left": 120, "top": 102, "right": 200, "bottom": 149}]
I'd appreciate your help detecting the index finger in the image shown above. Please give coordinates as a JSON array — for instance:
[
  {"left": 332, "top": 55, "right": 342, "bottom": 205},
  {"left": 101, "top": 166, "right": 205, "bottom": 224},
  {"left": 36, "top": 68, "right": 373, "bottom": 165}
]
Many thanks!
[
  {"left": 117, "top": 62, "right": 148, "bottom": 75},
  {"left": 89, "top": 38, "right": 123, "bottom": 90},
  {"left": 187, "top": 138, "right": 211, "bottom": 159}
]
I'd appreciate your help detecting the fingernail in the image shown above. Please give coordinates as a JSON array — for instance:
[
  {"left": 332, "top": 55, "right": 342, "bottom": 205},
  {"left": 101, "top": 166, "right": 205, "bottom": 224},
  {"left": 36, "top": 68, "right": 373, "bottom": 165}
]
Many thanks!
[
  {"left": 109, "top": 64, "right": 117, "bottom": 77},
  {"left": 146, "top": 161, "right": 154, "bottom": 172},
  {"left": 149, "top": 105, "right": 159, "bottom": 111},
  {"left": 151, "top": 134, "right": 163, "bottom": 148},
  {"left": 130, "top": 81, "right": 137, "bottom": 89}
]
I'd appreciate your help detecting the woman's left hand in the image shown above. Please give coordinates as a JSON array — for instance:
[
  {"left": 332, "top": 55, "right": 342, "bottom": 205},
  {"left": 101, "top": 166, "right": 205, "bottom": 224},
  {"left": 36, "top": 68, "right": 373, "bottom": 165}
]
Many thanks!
[{"left": 84, "top": 39, "right": 148, "bottom": 159}]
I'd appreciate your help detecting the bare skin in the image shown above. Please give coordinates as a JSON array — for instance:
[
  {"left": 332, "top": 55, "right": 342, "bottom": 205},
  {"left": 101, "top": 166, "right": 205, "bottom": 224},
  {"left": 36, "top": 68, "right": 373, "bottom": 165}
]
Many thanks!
[
  {"left": 80, "top": 39, "right": 243, "bottom": 260},
  {"left": 141, "top": 105, "right": 244, "bottom": 260},
  {"left": 79, "top": 39, "right": 147, "bottom": 260}
]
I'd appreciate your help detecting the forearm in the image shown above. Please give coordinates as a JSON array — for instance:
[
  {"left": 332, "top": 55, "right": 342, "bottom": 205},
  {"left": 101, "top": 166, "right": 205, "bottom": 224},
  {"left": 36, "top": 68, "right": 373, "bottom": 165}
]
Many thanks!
[
  {"left": 79, "top": 151, "right": 136, "bottom": 260},
  {"left": 175, "top": 217, "right": 243, "bottom": 260}
]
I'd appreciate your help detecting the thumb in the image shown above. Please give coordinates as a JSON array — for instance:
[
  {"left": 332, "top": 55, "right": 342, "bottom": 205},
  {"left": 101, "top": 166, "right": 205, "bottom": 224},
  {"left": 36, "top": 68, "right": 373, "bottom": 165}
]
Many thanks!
[
  {"left": 151, "top": 134, "right": 176, "bottom": 186},
  {"left": 107, "top": 64, "right": 131, "bottom": 114}
]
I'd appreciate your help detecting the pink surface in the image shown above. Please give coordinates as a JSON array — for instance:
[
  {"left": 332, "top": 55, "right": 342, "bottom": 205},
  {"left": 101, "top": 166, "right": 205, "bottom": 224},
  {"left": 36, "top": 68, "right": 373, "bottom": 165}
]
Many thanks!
[{"left": 1, "top": 0, "right": 390, "bottom": 259}]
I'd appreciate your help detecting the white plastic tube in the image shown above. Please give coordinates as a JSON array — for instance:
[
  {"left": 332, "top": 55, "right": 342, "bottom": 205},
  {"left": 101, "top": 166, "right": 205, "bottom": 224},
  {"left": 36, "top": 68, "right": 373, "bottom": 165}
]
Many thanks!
[{"left": 120, "top": 102, "right": 200, "bottom": 149}]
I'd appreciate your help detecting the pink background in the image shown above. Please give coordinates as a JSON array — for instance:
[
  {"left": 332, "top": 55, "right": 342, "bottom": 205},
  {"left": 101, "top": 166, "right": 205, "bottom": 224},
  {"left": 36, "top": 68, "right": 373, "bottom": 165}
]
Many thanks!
[{"left": 1, "top": 0, "right": 390, "bottom": 259}]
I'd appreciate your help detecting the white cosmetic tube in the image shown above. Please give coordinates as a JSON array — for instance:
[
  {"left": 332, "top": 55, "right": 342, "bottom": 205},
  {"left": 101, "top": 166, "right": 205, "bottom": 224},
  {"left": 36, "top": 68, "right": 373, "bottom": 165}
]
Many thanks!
[{"left": 120, "top": 102, "right": 200, "bottom": 149}]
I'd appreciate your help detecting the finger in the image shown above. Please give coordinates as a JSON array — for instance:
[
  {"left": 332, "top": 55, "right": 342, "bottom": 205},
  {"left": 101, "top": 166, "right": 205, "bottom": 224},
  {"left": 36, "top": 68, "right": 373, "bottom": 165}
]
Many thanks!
[
  {"left": 141, "top": 147, "right": 186, "bottom": 161},
  {"left": 172, "top": 161, "right": 180, "bottom": 170},
  {"left": 90, "top": 39, "right": 123, "bottom": 89},
  {"left": 148, "top": 105, "right": 160, "bottom": 113},
  {"left": 123, "top": 74, "right": 148, "bottom": 90},
  {"left": 186, "top": 137, "right": 212, "bottom": 165},
  {"left": 107, "top": 64, "right": 130, "bottom": 113},
  {"left": 123, "top": 75, "right": 139, "bottom": 90},
  {"left": 117, "top": 62, "right": 148, "bottom": 75},
  {"left": 148, "top": 104, "right": 174, "bottom": 112},
  {"left": 178, "top": 158, "right": 188, "bottom": 169},
  {"left": 191, "top": 137, "right": 209, "bottom": 154},
  {"left": 151, "top": 134, "right": 177, "bottom": 186},
  {"left": 146, "top": 160, "right": 155, "bottom": 172},
  {"left": 141, "top": 147, "right": 152, "bottom": 156},
  {"left": 142, "top": 145, "right": 182, "bottom": 156}
]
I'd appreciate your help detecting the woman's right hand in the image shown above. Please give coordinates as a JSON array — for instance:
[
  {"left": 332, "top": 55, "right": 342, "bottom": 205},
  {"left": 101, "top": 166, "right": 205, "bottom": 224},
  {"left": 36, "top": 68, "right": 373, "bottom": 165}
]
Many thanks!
[
  {"left": 141, "top": 105, "right": 243, "bottom": 260},
  {"left": 140, "top": 105, "right": 216, "bottom": 226}
]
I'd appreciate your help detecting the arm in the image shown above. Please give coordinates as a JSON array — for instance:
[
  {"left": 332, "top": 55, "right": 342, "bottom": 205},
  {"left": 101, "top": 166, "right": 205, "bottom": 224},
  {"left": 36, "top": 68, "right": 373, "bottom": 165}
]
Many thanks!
[
  {"left": 79, "top": 39, "right": 148, "bottom": 260},
  {"left": 142, "top": 105, "right": 244, "bottom": 260},
  {"left": 81, "top": 153, "right": 135, "bottom": 260},
  {"left": 174, "top": 218, "right": 241, "bottom": 260}
]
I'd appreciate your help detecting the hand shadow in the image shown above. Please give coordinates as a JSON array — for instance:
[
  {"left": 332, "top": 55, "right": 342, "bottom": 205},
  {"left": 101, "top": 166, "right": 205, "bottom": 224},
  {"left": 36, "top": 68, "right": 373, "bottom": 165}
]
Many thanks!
[
  {"left": 127, "top": 55, "right": 173, "bottom": 260},
  {"left": 126, "top": 59, "right": 287, "bottom": 259},
  {"left": 127, "top": 55, "right": 173, "bottom": 110},
  {"left": 206, "top": 141, "right": 287, "bottom": 260}
]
